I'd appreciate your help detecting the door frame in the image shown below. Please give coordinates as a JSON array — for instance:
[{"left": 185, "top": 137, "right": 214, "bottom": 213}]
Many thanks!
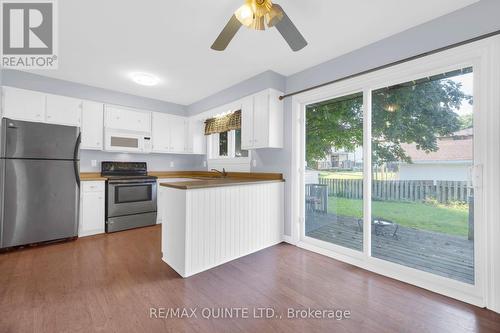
[{"left": 290, "top": 36, "right": 500, "bottom": 309}]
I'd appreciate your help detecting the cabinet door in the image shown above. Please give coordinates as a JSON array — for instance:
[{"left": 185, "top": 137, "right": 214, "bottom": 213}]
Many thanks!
[
  {"left": 152, "top": 112, "right": 171, "bottom": 152},
  {"left": 81, "top": 101, "right": 104, "bottom": 150},
  {"left": 105, "top": 106, "right": 151, "bottom": 132},
  {"left": 79, "top": 186, "right": 105, "bottom": 237},
  {"left": 169, "top": 115, "right": 187, "bottom": 153},
  {"left": 2, "top": 87, "right": 46, "bottom": 122},
  {"left": 240, "top": 96, "right": 254, "bottom": 149},
  {"left": 252, "top": 91, "right": 270, "bottom": 148},
  {"left": 187, "top": 119, "right": 206, "bottom": 154},
  {"left": 46, "top": 94, "right": 82, "bottom": 126}
]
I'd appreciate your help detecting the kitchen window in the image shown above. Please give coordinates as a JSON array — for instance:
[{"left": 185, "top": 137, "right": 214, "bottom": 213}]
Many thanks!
[{"left": 209, "top": 129, "right": 249, "bottom": 159}]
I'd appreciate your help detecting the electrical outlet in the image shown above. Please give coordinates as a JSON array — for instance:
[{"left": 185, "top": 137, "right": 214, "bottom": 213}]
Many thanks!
[
  {"left": 169, "top": 161, "right": 175, "bottom": 168},
  {"left": 203, "top": 160, "right": 207, "bottom": 167},
  {"left": 91, "top": 160, "right": 97, "bottom": 167}
]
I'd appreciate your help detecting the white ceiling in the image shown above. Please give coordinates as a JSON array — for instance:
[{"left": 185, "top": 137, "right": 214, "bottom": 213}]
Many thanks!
[{"left": 32, "top": 0, "right": 478, "bottom": 105}]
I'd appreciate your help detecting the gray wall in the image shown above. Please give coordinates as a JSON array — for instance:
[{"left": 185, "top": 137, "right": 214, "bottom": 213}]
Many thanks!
[
  {"left": 188, "top": 0, "right": 500, "bottom": 237},
  {"left": 187, "top": 70, "right": 286, "bottom": 115},
  {"left": 0, "top": 69, "right": 204, "bottom": 172}
]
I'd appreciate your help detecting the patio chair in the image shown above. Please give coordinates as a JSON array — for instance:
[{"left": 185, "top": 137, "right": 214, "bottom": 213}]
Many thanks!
[{"left": 305, "top": 184, "right": 328, "bottom": 214}]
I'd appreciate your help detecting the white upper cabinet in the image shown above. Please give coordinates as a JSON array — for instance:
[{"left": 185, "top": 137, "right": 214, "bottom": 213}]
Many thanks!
[
  {"left": 104, "top": 105, "right": 151, "bottom": 133},
  {"left": 81, "top": 101, "right": 104, "bottom": 150},
  {"left": 186, "top": 118, "right": 206, "bottom": 155},
  {"left": 46, "top": 94, "right": 82, "bottom": 126},
  {"left": 241, "top": 89, "right": 284, "bottom": 150},
  {"left": 152, "top": 112, "right": 187, "bottom": 154},
  {"left": 170, "top": 115, "right": 187, "bottom": 153},
  {"left": 1, "top": 87, "right": 46, "bottom": 122},
  {"left": 152, "top": 112, "right": 171, "bottom": 152},
  {"left": 241, "top": 96, "right": 254, "bottom": 149}
]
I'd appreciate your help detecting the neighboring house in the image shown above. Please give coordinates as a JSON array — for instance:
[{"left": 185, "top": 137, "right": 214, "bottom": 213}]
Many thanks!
[
  {"left": 316, "top": 147, "right": 363, "bottom": 170},
  {"left": 399, "top": 128, "right": 473, "bottom": 181}
]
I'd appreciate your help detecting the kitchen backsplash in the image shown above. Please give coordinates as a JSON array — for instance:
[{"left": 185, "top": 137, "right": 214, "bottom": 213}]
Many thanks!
[{"left": 80, "top": 150, "right": 206, "bottom": 172}]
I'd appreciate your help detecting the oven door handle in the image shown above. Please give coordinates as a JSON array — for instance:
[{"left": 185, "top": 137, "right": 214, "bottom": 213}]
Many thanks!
[{"left": 108, "top": 180, "right": 157, "bottom": 185}]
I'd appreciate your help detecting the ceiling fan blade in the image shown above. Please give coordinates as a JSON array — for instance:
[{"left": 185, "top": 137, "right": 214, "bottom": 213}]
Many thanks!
[
  {"left": 211, "top": 14, "right": 242, "bottom": 51},
  {"left": 272, "top": 4, "right": 308, "bottom": 52}
]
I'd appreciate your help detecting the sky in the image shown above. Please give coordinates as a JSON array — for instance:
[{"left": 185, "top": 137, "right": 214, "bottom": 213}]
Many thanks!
[{"left": 450, "top": 72, "right": 473, "bottom": 116}]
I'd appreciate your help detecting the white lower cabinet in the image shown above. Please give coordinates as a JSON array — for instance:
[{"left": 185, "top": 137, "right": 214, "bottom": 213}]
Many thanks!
[{"left": 79, "top": 181, "right": 105, "bottom": 237}]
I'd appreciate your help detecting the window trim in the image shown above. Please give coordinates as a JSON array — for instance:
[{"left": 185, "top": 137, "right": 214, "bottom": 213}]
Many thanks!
[{"left": 207, "top": 129, "right": 251, "bottom": 162}]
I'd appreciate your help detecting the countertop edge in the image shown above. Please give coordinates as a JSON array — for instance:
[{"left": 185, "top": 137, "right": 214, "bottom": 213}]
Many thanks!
[{"left": 160, "top": 179, "right": 285, "bottom": 190}]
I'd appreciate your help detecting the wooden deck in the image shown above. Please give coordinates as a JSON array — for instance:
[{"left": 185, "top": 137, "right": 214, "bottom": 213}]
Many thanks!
[{"left": 306, "top": 213, "right": 474, "bottom": 284}]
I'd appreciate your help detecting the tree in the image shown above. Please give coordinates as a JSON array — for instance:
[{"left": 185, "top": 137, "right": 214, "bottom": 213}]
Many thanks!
[
  {"left": 306, "top": 77, "right": 472, "bottom": 167},
  {"left": 459, "top": 113, "right": 473, "bottom": 130}
]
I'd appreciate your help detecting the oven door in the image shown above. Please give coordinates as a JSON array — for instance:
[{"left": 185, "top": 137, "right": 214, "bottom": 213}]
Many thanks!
[{"left": 107, "top": 180, "right": 157, "bottom": 217}]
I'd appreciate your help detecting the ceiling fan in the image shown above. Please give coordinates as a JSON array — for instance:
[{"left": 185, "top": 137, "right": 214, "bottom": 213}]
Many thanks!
[{"left": 211, "top": 0, "right": 308, "bottom": 52}]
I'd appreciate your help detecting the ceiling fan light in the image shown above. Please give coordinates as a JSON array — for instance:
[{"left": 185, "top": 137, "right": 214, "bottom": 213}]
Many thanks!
[
  {"left": 235, "top": 4, "right": 254, "bottom": 27},
  {"left": 251, "top": 15, "right": 266, "bottom": 30},
  {"left": 266, "top": 4, "right": 283, "bottom": 27}
]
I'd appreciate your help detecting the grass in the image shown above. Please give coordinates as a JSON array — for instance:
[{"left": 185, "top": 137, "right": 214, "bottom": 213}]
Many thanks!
[
  {"left": 329, "top": 197, "right": 469, "bottom": 237},
  {"left": 320, "top": 171, "right": 363, "bottom": 179},
  {"left": 319, "top": 171, "right": 398, "bottom": 180}
]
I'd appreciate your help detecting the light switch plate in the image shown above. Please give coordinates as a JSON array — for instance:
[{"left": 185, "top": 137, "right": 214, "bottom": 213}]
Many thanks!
[
  {"left": 252, "top": 159, "right": 257, "bottom": 167},
  {"left": 91, "top": 160, "right": 97, "bottom": 167},
  {"left": 169, "top": 161, "right": 174, "bottom": 168},
  {"left": 203, "top": 160, "right": 207, "bottom": 167}
]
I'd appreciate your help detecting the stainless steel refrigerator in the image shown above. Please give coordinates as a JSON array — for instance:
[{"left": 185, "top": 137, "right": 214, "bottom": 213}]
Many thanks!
[{"left": 0, "top": 118, "right": 81, "bottom": 249}]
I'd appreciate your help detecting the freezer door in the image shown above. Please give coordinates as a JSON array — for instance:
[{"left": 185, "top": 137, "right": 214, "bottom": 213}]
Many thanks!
[
  {"left": 1, "top": 118, "right": 80, "bottom": 160},
  {"left": 0, "top": 159, "right": 79, "bottom": 248}
]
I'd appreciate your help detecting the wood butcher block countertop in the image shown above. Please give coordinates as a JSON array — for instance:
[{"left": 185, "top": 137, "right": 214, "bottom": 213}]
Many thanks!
[
  {"left": 156, "top": 171, "right": 284, "bottom": 190},
  {"left": 80, "top": 173, "right": 107, "bottom": 181},
  {"left": 80, "top": 171, "right": 284, "bottom": 189}
]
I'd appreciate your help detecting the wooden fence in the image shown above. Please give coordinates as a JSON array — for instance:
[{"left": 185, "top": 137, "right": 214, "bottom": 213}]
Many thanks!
[{"left": 318, "top": 177, "right": 473, "bottom": 203}]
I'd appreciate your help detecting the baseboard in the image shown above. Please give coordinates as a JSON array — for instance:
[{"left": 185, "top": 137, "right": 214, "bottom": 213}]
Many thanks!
[{"left": 282, "top": 235, "right": 295, "bottom": 244}]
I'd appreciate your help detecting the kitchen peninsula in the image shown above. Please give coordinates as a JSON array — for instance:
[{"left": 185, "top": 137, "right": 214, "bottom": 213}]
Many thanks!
[{"left": 159, "top": 172, "right": 284, "bottom": 278}]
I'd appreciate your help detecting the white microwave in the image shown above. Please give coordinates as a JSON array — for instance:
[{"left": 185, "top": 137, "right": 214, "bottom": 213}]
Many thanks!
[{"left": 104, "top": 130, "right": 152, "bottom": 153}]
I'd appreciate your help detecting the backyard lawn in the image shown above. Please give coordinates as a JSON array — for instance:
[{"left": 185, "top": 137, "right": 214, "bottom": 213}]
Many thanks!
[
  {"left": 329, "top": 197, "right": 469, "bottom": 237},
  {"left": 320, "top": 170, "right": 398, "bottom": 180}
]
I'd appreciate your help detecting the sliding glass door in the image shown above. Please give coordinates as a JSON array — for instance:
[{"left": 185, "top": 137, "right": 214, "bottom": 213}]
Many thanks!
[
  {"left": 302, "top": 66, "right": 478, "bottom": 286},
  {"left": 304, "top": 92, "right": 364, "bottom": 252},
  {"left": 370, "top": 67, "right": 475, "bottom": 284}
]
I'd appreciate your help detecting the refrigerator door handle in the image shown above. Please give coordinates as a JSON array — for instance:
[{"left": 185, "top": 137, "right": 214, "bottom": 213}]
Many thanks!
[{"left": 73, "top": 133, "right": 81, "bottom": 187}]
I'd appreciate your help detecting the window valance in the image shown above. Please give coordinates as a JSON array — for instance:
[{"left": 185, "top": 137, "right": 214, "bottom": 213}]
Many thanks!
[{"left": 204, "top": 110, "right": 241, "bottom": 135}]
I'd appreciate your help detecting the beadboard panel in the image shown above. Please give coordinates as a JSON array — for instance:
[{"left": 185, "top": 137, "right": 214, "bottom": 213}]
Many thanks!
[{"left": 161, "top": 182, "right": 284, "bottom": 277}]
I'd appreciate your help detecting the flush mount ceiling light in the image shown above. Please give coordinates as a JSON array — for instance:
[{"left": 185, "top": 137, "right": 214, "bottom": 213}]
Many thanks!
[
  {"left": 211, "top": 0, "right": 308, "bottom": 52},
  {"left": 130, "top": 72, "right": 160, "bottom": 86}
]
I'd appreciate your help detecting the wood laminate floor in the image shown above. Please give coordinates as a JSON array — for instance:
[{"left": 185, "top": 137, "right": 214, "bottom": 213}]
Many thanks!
[{"left": 1, "top": 225, "right": 499, "bottom": 333}]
